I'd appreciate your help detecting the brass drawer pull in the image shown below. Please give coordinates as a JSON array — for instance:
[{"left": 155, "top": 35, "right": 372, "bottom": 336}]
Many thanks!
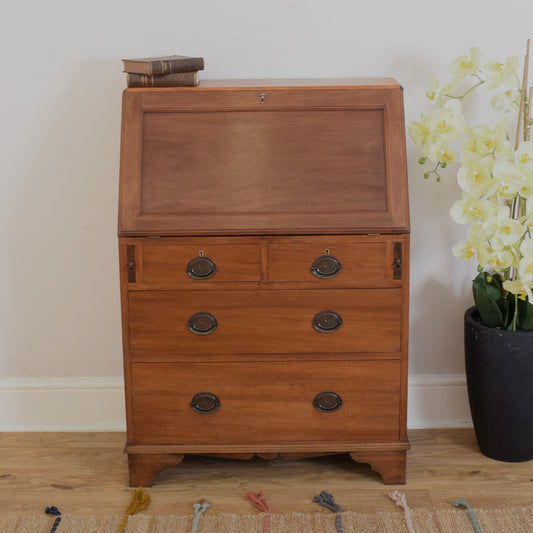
[
  {"left": 187, "top": 256, "right": 217, "bottom": 279},
  {"left": 311, "top": 255, "right": 342, "bottom": 279},
  {"left": 313, "top": 311, "right": 342, "bottom": 333},
  {"left": 314, "top": 391, "right": 343, "bottom": 412},
  {"left": 191, "top": 392, "right": 220, "bottom": 414},
  {"left": 188, "top": 312, "right": 218, "bottom": 335}
]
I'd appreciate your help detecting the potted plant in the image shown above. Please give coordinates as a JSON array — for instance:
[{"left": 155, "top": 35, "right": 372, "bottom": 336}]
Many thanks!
[{"left": 409, "top": 42, "right": 533, "bottom": 461}]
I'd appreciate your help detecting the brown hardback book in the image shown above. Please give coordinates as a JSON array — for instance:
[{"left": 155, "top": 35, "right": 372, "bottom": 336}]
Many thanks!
[
  {"left": 122, "top": 55, "right": 204, "bottom": 75},
  {"left": 127, "top": 71, "right": 199, "bottom": 88}
]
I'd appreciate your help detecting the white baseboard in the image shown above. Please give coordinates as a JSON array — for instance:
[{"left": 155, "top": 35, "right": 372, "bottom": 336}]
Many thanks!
[
  {"left": 407, "top": 374, "right": 472, "bottom": 428},
  {"left": 0, "top": 377, "right": 126, "bottom": 431},
  {"left": 0, "top": 374, "right": 472, "bottom": 431}
]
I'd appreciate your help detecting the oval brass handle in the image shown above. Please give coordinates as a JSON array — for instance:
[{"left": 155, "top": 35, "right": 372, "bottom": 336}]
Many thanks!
[
  {"left": 311, "top": 255, "right": 342, "bottom": 279},
  {"left": 314, "top": 391, "right": 343, "bottom": 412},
  {"left": 313, "top": 311, "right": 342, "bottom": 333},
  {"left": 191, "top": 392, "right": 220, "bottom": 414},
  {"left": 188, "top": 312, "right": 218, "bottom": 335},
  {"left": 187, "top": 256, "right": 217, "bottom": 279}
]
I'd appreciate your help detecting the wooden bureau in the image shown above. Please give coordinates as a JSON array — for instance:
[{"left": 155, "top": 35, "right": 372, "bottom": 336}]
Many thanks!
[{"left": 118, "top": 79, "right": 410, "bottom": 486}]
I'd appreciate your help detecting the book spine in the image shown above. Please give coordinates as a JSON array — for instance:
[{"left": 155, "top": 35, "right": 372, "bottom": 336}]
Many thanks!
[
  {"left": 150, "top": 57, "right": 204, "bottom": 75},
  {"left": 127, "top": 72, "right": 198, "bottom": 88}
]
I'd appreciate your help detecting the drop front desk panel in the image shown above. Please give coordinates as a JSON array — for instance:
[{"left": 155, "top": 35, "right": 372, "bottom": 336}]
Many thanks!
[{"left": 118, "top": 79, "right": 410, "bottom": 486}]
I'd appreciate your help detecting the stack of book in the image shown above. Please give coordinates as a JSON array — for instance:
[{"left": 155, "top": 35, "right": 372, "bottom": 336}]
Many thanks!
[{"left": 122, "top": 55, "right": 204, "bottom": 88}]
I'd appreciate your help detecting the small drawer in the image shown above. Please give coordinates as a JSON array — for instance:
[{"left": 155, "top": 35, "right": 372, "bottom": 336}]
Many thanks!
[
  {"left": 267, "top": 239, "right": 392, "bottom": 283},
  {"left": 128, "top": 288, "right": 402, "bottom": 357},
  {"left": 130, "top": 360, "right": 401, "bottom": 444},
  {"left": 136, "top": 242, "right": 261, "bottom": 283}
]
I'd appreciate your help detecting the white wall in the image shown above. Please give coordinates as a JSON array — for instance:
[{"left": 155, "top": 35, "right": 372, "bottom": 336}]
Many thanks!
[{"left": 1, "top": 0, "right": 532, "bottom": 429}]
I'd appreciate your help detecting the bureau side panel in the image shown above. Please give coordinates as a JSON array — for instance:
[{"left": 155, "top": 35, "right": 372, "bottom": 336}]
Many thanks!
[{"left": 118, "top": 239, "right": 135, "bottom": 442}]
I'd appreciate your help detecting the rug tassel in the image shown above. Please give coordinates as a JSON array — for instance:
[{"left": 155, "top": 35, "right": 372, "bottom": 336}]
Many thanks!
[
  {"left": 312, "top": 491, "right": 344, "bottom": 533},
  {"left": 45, "top": 506, "right": 62, "bottom": 533},
  {"left": 117, "top": 487, "right": 151, "bottom": 533},
  {"left": 191, "top": 501, "right": 210, "bottom": 533},
  {"left": 389, "top": 491, "right": 416, "bottom": 533},
  {"left": 454, "top": 498, "right": 483, "bottom": 533},
  {"left": 245, "top": 491, "right": 272, "bottom": 533}
]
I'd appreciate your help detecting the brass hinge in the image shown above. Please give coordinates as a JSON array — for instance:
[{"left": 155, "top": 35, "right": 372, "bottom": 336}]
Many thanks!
[
  {"left": 126, "top": 245, "right": 136, "bottom": 283},
  {"left": 393, "top": 242, "right": 402, "bottom": 280}
]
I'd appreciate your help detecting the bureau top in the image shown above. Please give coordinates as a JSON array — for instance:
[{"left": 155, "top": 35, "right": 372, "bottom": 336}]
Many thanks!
[
  {"left": 126, "top": 78, "right": 402, "bottom": 90},
  {"left": 119, "top": 79, "right": 409, "bottom": 237}
]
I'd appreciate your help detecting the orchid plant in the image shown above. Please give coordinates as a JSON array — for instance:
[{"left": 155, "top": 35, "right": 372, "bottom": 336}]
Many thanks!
[{"left": 409, "top": 43, "right": 533, "bottom": 330}]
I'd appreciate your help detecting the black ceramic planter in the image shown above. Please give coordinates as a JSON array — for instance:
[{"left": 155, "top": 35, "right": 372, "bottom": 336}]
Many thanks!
[{"left": 464, "top": 306, "right": 533, "bottom": 462}]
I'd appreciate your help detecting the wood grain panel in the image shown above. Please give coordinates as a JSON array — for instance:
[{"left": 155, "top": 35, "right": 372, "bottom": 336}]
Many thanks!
[
  {"left": 268, "top": 240, "right": 389, "bottom": 282},
  {"left": 140, "top": 109, "right": 386, "bottom": 216},
  {"left": 118, "top": 81, "right": 409, "bottom": 236},
  {"left": 130, "top": 360, "right": 401, "bottom": 444},
  {"left": 127, "top": 288, "right": 402, "bottom": 356},
  {"left": 139, "top": 242, "right": 261, "bottom": 283}
]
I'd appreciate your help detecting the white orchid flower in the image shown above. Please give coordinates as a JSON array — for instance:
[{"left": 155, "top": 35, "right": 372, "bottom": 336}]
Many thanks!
[
  {"left": 426, "top": 74, "right": 460, "bottom": 106},
  {"left": 449, "top": 47, "right": 482, "bottom": 80},
  {"left": 457, "top": 159, "right": 494, "bottom": 197},
  {"left": 515, "top": 141, "right": 533, "bottom": 171},
  {"left": 491, "top": 89, "right": 521, "bottom": 113},
  {"left": 428, "top": 141, "right": 456, "bottom": 165},
  {"left": 503, "top": 279, "right": 533, "bottom": 302},
  {"left": 484, "top": 206, "right": 524, "bottom": 246},
  {"left": 408, "top": 118, "right": 432, "bottom": 156},
  {"left": 520, "top": 239, "right": 533, "bottom": 256},
  {"left": 482, "top": 56, "right": 519, "bottom": 89},
  {"left": 461, "top": 119, "right": 513, "bottom": 162},
  {"left": 452, "top": 224, "right": 490, "bottom": 263},
  {"left": 409, "top": 101, "right": 465, "bottom": 162},
  {"left": 490, "top": 159, "right": 527, "bottom": 199},
  {"left": 450, "top": 196, "right": 499, "bottom": 224},
  {"left": 461, "top": 117, "right": 513, "bottom": 161},
  {"left": 486, "top": 249, "right": 516, "bottom": 271},
  {"left": 429, "top": 100, "right": 466, "bottom": 141},
  {"left": 519, "top": 255, "right": 533, "bottom": 283}
]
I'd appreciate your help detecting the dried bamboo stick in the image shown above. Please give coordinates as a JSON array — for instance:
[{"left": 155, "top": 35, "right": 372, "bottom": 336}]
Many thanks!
[
  {"left": 526, "top": 87, "right": 533, "bottom": 142},
  {"left": 515, "top": 39, "right": 530, "bottom": 148}
]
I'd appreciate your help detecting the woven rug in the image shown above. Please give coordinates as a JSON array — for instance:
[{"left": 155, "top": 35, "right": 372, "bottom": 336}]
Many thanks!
[{"left": 3, "top": 508, "right": 533, "bottom": 533}]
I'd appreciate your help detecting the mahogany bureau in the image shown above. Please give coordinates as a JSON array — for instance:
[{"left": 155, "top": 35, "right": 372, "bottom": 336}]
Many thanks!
[{"left": 117, "top": 78, "right": 410, "bottom": 486}]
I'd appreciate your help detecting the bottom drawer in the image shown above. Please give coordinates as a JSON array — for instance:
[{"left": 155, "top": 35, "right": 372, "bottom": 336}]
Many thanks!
[{"left": 130, "top": 360, "right": 401, "bottom": 444}]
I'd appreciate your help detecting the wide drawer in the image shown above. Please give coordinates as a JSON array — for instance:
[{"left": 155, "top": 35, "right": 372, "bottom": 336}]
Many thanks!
[
  {"left": 130, "top": 360, "right": 401, "bottom": 444},
  {"left": 133, "top": 242, "right": 261, "bottom": 283},
  {"left": 128, "top": 288, "right": 402, "bottom": 356},
  {"left": 267, "top": 240, "right": 395, "bottom": 282}
]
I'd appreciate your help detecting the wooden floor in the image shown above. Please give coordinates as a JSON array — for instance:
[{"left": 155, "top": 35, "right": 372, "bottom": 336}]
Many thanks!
[{"left": 1, "top": 429, "right": 533, "bottom": 516}]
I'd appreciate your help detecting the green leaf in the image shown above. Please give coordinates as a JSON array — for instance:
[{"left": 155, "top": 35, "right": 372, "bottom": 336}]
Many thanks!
[
  {"left": 475, "top": 285, "right": 504, "bottom": 327},
  {"left": 472, "top": 272, "right": 504, "bottom": 328},
  {"left": 503, "top": 296, "right": 515, "bottom": 329},
  {"left": 517, "top": 298, "right": 533, "bottom": 330},
  {"left": 473, "top": 272, "right": 503, "bottom": 301}
]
